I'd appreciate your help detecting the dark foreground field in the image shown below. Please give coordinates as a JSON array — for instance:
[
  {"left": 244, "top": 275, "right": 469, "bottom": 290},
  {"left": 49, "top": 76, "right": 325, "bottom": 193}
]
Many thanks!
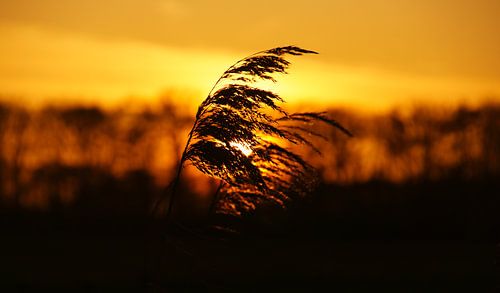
[{"left": 1, "top": 180, "right": 496, "bottom": 292}]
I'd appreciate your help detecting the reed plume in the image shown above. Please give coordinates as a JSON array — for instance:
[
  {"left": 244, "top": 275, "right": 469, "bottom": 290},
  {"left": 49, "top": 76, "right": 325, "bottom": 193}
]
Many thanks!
[{"left": 167, "top": 46, "right": 352, "bottom": 220}]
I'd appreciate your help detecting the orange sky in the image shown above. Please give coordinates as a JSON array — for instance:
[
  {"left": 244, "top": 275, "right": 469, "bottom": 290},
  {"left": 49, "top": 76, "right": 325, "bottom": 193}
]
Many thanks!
[{"left": 1, "top": 0, "right": 499, "bottom": 112}]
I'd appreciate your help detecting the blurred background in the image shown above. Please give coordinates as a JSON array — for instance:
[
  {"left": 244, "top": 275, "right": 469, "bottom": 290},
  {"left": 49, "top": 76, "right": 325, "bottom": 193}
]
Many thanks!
[{"left": 0, "top": 0, "right": 498, "bottom": 291}]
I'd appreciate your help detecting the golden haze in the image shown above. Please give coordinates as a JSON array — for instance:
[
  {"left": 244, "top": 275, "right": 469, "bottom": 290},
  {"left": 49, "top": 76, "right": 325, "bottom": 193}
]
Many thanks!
[{"left": 1, "top": 0, "right": 500, "bottom": 112}]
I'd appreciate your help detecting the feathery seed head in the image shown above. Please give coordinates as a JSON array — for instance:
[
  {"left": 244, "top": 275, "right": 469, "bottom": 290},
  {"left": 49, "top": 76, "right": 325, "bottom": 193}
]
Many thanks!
[{"left": 183, "top": 46, "right": 350, "bottom": 217}]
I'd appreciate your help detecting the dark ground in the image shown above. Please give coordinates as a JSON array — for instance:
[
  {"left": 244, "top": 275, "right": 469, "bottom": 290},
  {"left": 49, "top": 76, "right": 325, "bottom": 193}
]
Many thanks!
[
  {"left": 1, "top": 94, "right": 499, "bottom": 292},
  {"left": 0, "top": 179, "right": 497, "bottom": 292}
]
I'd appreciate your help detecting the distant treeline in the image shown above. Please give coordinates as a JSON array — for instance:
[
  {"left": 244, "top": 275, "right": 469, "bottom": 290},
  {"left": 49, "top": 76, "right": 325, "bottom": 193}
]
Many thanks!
[
  {"left": 309, "top": 104, "right": 500, "bottom": 184},
  {"left": 0, "top": 101, "right": 499, "bottom": 211}
]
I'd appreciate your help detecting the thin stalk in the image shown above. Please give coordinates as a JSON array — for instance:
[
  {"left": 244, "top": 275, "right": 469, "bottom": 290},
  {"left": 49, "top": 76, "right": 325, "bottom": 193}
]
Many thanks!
[
  {"left": 154, "top": 126, "right": 195, "bottom": 288},
  {"left": 164, "top": 128, "right": 195, "bottom": 222}
]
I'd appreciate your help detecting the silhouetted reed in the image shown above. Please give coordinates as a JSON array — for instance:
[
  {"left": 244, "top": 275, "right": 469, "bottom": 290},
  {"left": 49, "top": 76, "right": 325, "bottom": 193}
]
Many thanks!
[{"left": 165, "top": 46, "right": 352, "bottom": 220}]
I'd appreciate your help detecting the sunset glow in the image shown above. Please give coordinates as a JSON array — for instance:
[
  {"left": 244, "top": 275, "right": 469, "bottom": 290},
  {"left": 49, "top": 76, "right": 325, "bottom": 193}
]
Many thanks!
[
  {"left": 1, "top": 1, "right": 499, "bottom": 112},
  {"left": 2, "top": 2, "right": 498, "bottom": 288},
  {"left": 229, "top": 141, "right": 253, "bottom": 157}
]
